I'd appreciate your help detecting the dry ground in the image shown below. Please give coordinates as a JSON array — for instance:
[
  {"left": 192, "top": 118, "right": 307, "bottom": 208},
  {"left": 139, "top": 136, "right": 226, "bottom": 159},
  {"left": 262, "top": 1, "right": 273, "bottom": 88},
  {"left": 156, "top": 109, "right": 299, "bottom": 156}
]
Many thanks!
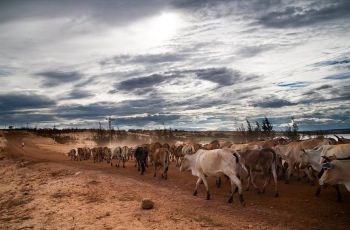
[{"left": 1, "top": 131, "right": 350, "bottom": 230}]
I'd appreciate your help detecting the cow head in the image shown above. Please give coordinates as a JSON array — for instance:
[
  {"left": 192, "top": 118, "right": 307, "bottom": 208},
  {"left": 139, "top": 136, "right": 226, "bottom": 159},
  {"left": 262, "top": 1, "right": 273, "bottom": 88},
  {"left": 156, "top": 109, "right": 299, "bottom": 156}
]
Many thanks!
[
  {"left": 319, "top": 161, "right": 340, "bottom": 186},
  {"left": 299, "top": 149, "right": 310, "bottom": 168},
  {"left": 179, "top": 155, "right": 190, "bottom": 172}
]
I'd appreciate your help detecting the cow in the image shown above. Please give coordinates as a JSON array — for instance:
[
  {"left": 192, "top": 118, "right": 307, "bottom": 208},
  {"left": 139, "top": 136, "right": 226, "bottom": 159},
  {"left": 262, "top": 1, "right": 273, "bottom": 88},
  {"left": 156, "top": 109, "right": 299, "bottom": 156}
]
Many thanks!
[
  {"left": 91, "top": 147, "right": 100, "bottom": 163},
  {"left": 220, "top": 141, "right": 233, "bottom": 148},
  {"left": 68, "top": 149, "right": 76, "bottom": 161},
  {"left": 182, "top": 143, "right": 198, "bottom": 155},
  {"left": 153, "top": 148, "right": 170, "bottom": 179},
  {"left": 274, "top": 138, "right": 331, "bottom": 183},
  {"left": 103, "top": 147, "right": 112, "bottom": 163},
  {"left": 230, "top": 143, "right": 261, "bottom": 153},
  {"left": 239, "top": 148, "right": 279, "bottom": 197},
  {"left": 83, "top": 147, "right": 91, "bottom": 160},
  {"left": 134, "top": 146, "right": 148, "bottom": 175},
  {"left": 203, "top": 140, "right": 220, "bottom": 150},
  {"left": 180, "top": 149, "right": 246, "bottom": 206},
  {"left": 319, "top": 156, "right": 350, "bottom": 202},
  {"left": 77, "top": 148, "right": 85, "bottom": 161},
  {"left": 111, "top": 146, "right": 126, "bottom": 168},
  {"left": 174, "top": 145, "right": 184, "bottom": 167},
  {"left": 304, "top": 143, "right": 350, "bottom": 202},
  {"left": 148, "top": 142, "right": 162, "bottom": 165}
]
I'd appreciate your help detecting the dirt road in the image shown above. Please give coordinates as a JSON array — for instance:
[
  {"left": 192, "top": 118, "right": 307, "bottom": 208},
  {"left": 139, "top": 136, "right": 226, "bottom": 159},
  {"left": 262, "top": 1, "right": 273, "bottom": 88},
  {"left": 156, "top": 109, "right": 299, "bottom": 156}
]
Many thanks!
[{"left": 1, "top": 132, "right": 350, "bottom": 229}]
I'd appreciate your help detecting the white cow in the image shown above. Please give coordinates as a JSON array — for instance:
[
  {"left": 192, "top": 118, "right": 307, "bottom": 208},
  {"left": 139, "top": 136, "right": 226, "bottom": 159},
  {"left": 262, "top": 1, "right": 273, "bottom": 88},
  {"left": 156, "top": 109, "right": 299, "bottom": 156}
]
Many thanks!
[
  {"left": 310, "top": 143, "right": 350, "bottom": 202},
  {"left": 274, "top": 139, "right": 331, "bottom": 183},
  {"left": 179, "top": 149, "right": 246, "bottom": 206},
  {"left": 111, "top": 146, "right": 126, "bottom": 168}
]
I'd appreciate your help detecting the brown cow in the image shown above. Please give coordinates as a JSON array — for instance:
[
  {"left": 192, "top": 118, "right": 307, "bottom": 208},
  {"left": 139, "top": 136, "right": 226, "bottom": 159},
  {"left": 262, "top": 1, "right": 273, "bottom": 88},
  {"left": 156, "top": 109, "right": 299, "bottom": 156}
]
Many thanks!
[
  {"left": 153, "top": 147, "right": 170, "bottom": 179},
  {"left": 240, "top": 148, "right": 279, "bottom": 197}
]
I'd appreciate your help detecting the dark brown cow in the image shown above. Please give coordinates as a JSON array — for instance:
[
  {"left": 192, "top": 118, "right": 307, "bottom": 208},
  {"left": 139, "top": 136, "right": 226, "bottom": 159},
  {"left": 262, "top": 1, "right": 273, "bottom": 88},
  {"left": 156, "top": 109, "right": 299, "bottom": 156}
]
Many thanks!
[{"left": 240, "top": 148, "right": 279, "bottom": 197}]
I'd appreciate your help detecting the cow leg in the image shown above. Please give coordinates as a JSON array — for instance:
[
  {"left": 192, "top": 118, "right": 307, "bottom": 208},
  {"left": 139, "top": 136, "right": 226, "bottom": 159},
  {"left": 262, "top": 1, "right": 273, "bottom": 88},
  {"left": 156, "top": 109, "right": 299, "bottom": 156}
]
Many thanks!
[
  {"left": 245, "top": 169, "right": 251, "bottom": 191},
  {"left": 261, "top": 173, "right": 271, "bottom": 194},
  {"left": 199, "top": 174, "right": 210, "bottom": 200},
  {"left": 303, "top": 168, "right": 315, "bottom": 185},
  {"left": 154, "top": 163, "right": 157, "bottom": 177},
  {"left": 216, "top": 176, "right": 222, "bottom": 188},
  {"left": 141, "top": 160, "right": 146, "bottom": 175},
  {"left": 334, "top": 185, "right": 342, "bottom": 202},
  {"left": 164, "top": 165, "right": 168, "bottom": 180},
  {"left": 315, "top": 185, "right": 322, "bottom": 197},
  {"left": 123, "top": 159, "right": 125, "bottom": 168},
  {"left": 228, "top": 173, "right": 245, "bottom": 206},
  {"left": 193, "top": 178, "right": 202, "bottom": 196},
  {"left": 285, "top": 164, "right": 293, "bottom": 184},
  {"left": 249, "top": 169, "right": 260, "bottom": 193},
  {"left": 228, "top": 178, "right": 235, "bottom": 203},
  {"left": 271, "top": 166, "right": 279, "bottom": 197}
]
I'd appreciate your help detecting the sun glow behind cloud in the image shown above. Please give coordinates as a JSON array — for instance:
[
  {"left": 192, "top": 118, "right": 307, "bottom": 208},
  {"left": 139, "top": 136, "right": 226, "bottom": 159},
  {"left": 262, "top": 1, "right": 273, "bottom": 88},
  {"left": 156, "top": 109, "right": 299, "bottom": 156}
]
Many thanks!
[{"left": 128, "top": 12, "right": 183, "bottom": 47}]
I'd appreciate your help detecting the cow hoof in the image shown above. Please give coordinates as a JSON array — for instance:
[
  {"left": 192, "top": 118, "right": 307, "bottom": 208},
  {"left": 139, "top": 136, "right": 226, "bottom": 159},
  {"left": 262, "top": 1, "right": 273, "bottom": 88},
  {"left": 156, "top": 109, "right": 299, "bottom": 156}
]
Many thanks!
[
  {"left": 193, "top": 190, "right": 197, "bottom": 196},
  {"left": 245, "top": 188, "right": 250, "bottom": 192},
  {"left": 337, "top": 198, "right": 342, "bottom": 203},
  {"left": 206, "top": 192, "right": 211, "bottom": 200},
  {"left": 234, "top": 187, "right": 238, "bottom": 193},
  {"left": 261, "top": 189, "right": 266, "bottom": 194},
  {"left": 228, "top": 196, "right": 233, "bottom": 203},
  {"left": 239, "top": 195, "right": 245, "bottom": 206},
  {"left": 274, "top": 192, "right": 279, "bottom": 198},
  {"left": 165, "top": 176, "right": 167, "bottom": 180},
  {"left": 285, "top": 181, "right": 289, "bottom": 184},
  {"left": 153, "top": 174, "right": 156, "bottom": 177}
]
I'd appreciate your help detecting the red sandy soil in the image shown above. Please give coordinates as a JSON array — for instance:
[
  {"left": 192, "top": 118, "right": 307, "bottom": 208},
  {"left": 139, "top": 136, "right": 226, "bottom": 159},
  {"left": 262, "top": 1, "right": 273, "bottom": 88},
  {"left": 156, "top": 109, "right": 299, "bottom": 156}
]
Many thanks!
[{"left": 1, "top": 131, "right": 350, "bottom": 230}]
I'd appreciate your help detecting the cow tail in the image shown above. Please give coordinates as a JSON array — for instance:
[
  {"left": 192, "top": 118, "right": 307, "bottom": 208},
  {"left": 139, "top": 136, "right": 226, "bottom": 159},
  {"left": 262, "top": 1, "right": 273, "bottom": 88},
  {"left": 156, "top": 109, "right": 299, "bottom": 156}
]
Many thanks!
[{"left": 233, "top": 152, "right": 248, "bottom": 174}]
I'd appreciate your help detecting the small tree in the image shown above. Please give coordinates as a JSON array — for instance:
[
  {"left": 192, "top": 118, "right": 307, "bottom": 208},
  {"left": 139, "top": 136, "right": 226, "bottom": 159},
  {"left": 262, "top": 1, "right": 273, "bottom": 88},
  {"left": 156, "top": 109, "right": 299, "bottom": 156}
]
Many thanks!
[
  {"left": 285, "top": 117, "right": 300, "bottom": 140},
  {"left": 254, "top": 121, "right": 261, "bottom": 139},
  {"left": 246, "top": 119, "right": 253, "bottom": 134},
  {"left": 262, "top": 117, "right": 273, "bottom": 137}
]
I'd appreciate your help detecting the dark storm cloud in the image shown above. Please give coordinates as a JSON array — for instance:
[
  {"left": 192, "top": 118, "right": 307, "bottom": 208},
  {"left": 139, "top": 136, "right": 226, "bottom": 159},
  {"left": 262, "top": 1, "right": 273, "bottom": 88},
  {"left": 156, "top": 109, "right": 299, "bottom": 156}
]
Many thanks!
[
  {"left": 36, "top": 70, "right": 83, "bottom": 87},
  {"left": 0, "top": 0, "right": 168, "bottom": 26},
  {"left": 0, "top": 93, "right": 55, "bottom": 114},
  {"left": 116, "top": 74, "right": 167, "bottom": 91},
  {"left": 63, "top": 89, "right": 94, "bottom": 100},
  {"left": 258, "top": 1, "right": 350, "bottom": 28},
  {"left": 117, "top": 114, "right": 181, "bottom": 127},
  {"left": 251, "top": 96, "right": 296, "bottom": 108},
  {"left": 324, "top": 72, "right": 350, "bottom": 80},
  {"left": 56, "top": 97, "right": 166, "bottom": 120},
  {"left": 0, "top": 112, "right": 57, "bottom": 126},
  {"left": 172, "top": 67, "right": 256, "bottom": 87},
  {"left": 315, "top": 84, "right": 333, "bottom": 90},
  {"left": 171, "top": 0, "right": 230, "bottom": 9},
  {"left": 195, "top": 68, "right": 240, "bottom": 86},
  {"left": 236, "top": 44, "right": 275, "bottom": 58},
  {"left": 314, "top": 58, "right": 350, "bottom": 67}
]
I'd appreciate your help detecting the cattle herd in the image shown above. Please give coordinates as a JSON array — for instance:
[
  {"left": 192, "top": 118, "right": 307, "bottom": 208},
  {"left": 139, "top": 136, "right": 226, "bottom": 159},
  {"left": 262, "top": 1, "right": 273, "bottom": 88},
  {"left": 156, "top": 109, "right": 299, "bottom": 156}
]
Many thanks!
[{"left": 67, "top": 136, "right": 350, "bottom": 206}]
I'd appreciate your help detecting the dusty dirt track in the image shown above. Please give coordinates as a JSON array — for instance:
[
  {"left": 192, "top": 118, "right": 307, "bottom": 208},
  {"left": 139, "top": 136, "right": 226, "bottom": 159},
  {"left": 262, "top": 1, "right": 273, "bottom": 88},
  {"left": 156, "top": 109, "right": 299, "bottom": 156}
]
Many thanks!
[{"left": 1, "top": 132, "right": 350, "bottom": 230}]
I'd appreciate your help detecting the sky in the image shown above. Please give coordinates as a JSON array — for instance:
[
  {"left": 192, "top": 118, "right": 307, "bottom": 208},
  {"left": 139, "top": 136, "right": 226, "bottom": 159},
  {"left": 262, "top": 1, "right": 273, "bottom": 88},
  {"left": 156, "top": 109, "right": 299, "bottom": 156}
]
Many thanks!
[{"left": 0, "top": 0, "right": 350, "bottom": 131}]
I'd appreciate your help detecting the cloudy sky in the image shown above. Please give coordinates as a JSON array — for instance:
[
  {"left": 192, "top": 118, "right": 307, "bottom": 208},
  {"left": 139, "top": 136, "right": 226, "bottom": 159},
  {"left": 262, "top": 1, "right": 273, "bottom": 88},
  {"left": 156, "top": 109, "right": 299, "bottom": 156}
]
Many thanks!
[{"left": 1, "top": 0, "right": 350, "bottom": 131}]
